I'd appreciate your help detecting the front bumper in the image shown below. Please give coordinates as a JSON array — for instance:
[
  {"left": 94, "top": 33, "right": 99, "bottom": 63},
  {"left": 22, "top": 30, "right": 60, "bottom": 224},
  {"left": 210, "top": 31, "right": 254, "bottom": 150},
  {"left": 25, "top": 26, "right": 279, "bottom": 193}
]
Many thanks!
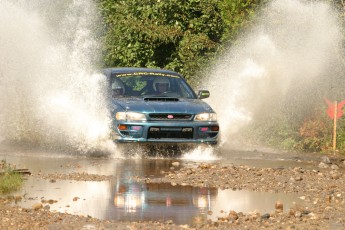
[{"left": 111, "top": 120, "right": 219, "bottom": 144}]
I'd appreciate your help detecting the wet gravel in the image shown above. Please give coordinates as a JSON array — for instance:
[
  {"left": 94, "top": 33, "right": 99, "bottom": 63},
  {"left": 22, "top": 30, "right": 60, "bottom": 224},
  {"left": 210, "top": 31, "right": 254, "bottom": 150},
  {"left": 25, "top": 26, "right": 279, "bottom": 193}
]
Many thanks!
[
  {"left": 36, "top": 172, "right": 113, "bottom": 181},
  {"left": 1, "top": 154, "right": 345, "bottom": 229}
]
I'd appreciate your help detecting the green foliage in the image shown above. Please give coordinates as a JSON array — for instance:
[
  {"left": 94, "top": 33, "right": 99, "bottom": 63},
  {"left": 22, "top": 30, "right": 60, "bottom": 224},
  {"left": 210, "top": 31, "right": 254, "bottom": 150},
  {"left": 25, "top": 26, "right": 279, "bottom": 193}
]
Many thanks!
[
  {"left": 243, "top": 114, "right": 300, "bottom": 151},
  {"left": 335, "top": 118, "right": 345, "bottom": 153},
  {"left": 0, "top": 161, "right": 22, "bottom": 194},
  {"left": 98, "top": 0, "right": 226, "bottom": 83},
  {"left": 297, "top": 114, "right": 332, "bottom": 152},
  {"left": 219, "top": 0, "right": 266, "bottom": 45},
  {"left": 97, "top": 0, "right": 345, "bottom": 153},
  {"left": 97, "top": 0, "right": 265, "bottom": 85},
  {"left": 245, "top": 108, "right": 343, "bottom": 153}
]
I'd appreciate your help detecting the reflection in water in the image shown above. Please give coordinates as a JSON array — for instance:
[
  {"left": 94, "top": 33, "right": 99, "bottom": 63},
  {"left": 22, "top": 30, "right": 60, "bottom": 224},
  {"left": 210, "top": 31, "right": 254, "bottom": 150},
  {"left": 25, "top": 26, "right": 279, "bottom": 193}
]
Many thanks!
[
  {"left": 1, "top": 150, "right": 306, "bottom": 225},
  {"left": 109, "top": 181, "right": 301, "bottom": 225},
  {"left": 11, "top": 177, "right": 303, "bottom": 225},
  {"left": 110, "top": 181, "right": 217, "bottom": 224}
]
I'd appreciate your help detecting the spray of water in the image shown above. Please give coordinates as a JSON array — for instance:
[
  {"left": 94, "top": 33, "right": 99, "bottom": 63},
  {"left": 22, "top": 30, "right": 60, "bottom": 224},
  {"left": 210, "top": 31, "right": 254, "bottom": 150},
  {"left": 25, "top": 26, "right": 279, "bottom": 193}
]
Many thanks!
[
  {"left": 182, "top": 145, "right": 220, "bottom": 161},
  {"left": 1, "top": 0, "right": 342, "bottom": 158},
  {"left": 0, "top": 1, "right": 119, "bottom": 156},
  {"left": 205, "top": 0, "right": 344, "bottom": 149}
]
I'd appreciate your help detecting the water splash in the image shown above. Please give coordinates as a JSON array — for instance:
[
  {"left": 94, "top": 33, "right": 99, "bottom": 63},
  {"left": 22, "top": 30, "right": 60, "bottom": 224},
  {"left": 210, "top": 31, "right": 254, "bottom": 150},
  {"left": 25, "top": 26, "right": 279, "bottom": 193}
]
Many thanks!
[
  {"left": 205, "top": 0, "right": 344, "bottom": 148},
  {"left": 0, "top": 1, "right": 119, "bottom": 156},
  {"left": 181, "top": 146, "right": 220, "bottom": 161}
]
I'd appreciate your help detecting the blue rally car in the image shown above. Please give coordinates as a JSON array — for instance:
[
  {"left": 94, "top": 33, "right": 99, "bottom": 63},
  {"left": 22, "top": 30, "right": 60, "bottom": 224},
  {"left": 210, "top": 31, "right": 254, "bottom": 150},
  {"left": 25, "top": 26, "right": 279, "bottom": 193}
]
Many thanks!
[{"left": 103, "top": 68, "right": 219, "bottom": 145}]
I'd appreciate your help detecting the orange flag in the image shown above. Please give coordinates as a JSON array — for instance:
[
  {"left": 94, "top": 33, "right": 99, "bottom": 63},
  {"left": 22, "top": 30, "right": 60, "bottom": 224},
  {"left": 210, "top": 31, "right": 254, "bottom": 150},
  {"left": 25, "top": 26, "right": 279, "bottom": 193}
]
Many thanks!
[{"left": 325, "top": 98, "right": 345, "bottom": 119}]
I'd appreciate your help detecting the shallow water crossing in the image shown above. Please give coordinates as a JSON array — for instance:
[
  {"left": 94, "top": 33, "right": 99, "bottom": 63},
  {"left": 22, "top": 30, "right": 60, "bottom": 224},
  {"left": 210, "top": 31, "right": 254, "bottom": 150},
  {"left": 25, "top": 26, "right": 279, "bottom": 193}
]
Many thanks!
[{"left": 1, "top": 148, "right": 311, "bottom": 225}]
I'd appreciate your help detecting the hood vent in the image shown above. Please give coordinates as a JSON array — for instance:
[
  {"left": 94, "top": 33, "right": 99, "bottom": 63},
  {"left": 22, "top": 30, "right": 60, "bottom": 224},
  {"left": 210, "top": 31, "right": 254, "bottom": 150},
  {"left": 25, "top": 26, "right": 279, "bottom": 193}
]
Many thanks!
[{"left": 144, "top": 97, "right": 179, "bottom": 102}]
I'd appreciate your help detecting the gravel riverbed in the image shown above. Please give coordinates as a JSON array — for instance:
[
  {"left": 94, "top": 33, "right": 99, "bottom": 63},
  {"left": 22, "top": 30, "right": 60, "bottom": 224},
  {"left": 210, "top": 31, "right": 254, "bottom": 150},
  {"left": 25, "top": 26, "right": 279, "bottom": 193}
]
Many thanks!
[{"left": 1, "top": 154, "right": 345, "bottom": 229}]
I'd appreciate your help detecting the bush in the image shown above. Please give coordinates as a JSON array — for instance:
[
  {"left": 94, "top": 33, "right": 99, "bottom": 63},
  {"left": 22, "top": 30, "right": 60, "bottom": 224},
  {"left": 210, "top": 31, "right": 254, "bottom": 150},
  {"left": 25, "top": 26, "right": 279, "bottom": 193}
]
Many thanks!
[
  {"left": 99, "top": 0, "right": 225, "bottom": 83},
  {"left": 0, "top": 161, "right": 23, "bottom": 194}
]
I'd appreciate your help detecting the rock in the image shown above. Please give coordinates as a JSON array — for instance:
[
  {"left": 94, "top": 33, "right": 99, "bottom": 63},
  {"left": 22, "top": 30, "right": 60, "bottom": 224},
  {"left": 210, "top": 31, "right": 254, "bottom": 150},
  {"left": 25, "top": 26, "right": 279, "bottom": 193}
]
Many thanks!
[
  {"left": 302, "top": 210, "right": 311, "bottom": 215},
  {"left": 288, "top": 209, "right": 295, "bottom": 216},
  {"left": 14, "top": 196, "right": 22, "bottom": 202},
  {"left": 73, "top": 197, "right": 80, "bottom": 201},
  {"left": 308, "top": 212, "right": 319, "bottom": 220},
  {"left": 48, "top": 199, "right": 57, "bottom": 204},
  {"left": 330, "top": 172, "right": 340, "bottom": 180},
  {"left": 171, "top": 162, "right": 180, "bottom": 167},
  {"left": 229, "top": 210, "right": 239, "bottom": 220},
  {"left": 321, "top": 156, "right": 331, "bottom": 164},
  {"left": 331, "top": 164, "right": 339, "bottom": 170},
  {"left": 186, "top": 169, "right": 193, "bottom": 175},
  {"left": 295, "top": 211, "right": 302, "bottom": 218},
  {"left": 207, "top": 210, "right": 213, "bottom": 215},
  {"left": 275, "top": 201, "right": 283, "bottom": 211},
  {"left": 295, "top": 176, "right": 303, "bottom": 181},
  {"left": 261, "top": 213, "right": 270, "bottom": 219},
  {"left": 32, "top": 203, "right": 43, "bottom": 210},
  {"left": 318, "top": 162, "right": 329, "bottom": 169},
  {"left": 324, "top": 206, "right": 333, "bottom": 211},
  {"left": 165, "top": 220, "right": 173, "bottom": 224}
]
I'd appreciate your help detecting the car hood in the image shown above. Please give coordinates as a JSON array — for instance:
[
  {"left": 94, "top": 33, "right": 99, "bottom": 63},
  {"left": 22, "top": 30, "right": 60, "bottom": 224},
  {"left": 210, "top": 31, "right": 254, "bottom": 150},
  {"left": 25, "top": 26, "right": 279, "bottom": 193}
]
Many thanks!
[{"left": 111, "top": 97, "right": 214, "bottom": 114}]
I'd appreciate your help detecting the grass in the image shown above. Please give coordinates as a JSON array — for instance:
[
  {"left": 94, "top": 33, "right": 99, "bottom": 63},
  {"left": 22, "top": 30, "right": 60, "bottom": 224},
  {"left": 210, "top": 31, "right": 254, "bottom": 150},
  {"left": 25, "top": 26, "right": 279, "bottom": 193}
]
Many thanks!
[{"left": 0, "top": 161, "right": 23, "bottom": 194}]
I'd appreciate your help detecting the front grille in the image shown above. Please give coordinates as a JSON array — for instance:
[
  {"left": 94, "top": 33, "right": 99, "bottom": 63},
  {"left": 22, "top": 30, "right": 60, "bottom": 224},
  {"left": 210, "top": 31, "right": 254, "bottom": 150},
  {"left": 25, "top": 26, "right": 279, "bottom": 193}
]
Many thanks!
[
  {"left": 149, "top": 114, "right": 192, "bottom": 121},
  {"left": 148, "top": 127, "right": 193, "bottom": 139}
]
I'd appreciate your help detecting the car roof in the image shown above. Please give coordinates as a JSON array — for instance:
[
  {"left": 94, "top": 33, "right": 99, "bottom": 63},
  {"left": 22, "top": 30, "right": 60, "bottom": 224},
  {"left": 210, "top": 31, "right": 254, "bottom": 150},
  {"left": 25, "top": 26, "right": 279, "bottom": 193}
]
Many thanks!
[{"left": 103, "top": 67, "right": 182, "bottom": 77}]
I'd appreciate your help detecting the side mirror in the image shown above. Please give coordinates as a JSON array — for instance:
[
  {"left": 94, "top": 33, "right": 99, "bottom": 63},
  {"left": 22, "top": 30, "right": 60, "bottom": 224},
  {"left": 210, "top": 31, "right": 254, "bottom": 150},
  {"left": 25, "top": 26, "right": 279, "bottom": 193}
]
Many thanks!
[{"left": 197, "top": 90, "right": 210, "bottom": 99}]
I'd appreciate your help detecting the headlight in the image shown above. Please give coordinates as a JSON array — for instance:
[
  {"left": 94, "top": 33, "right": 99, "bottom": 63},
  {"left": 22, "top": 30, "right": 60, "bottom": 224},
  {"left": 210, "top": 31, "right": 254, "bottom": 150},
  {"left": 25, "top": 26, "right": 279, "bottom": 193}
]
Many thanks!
[
  {"left": 116, "top": 112, "right": 147, "bottom": 121},
  {"left": 194, "top": 113, "right": 217, "bottom": 121}
]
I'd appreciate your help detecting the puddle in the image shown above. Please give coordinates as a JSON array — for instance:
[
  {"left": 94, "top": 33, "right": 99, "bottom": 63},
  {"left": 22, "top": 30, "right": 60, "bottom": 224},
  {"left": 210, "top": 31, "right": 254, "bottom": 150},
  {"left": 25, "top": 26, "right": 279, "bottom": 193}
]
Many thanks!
[
  {"left": 10, "top": 177, "right": 304, "bottom": 225},
  {"left": 1, "top": 148, "right": 310, "bottom": 225}
]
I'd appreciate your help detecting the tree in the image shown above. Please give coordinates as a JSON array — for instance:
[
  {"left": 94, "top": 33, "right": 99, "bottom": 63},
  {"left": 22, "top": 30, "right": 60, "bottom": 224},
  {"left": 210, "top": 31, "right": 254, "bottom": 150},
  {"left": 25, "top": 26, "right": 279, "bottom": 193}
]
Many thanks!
[{"left": 98, "top": 0, "right": 225, "bottom": 83}]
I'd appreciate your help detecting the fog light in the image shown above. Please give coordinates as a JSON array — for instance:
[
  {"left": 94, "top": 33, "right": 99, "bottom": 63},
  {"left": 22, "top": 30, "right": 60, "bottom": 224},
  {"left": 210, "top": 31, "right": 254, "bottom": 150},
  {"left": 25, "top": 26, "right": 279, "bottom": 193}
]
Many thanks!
[
  {"left": 182, "top": 128, "right": 193, "bottom": 132},
  {"left": 211, "top": 126, "right": 219, "bottom": 131},
  {"left": 118, "top": 125, "right": 128, "bottom": 130},
  {"left": 150, "top": 127, "right": 160, "bottom": 132},
  {"left": 200, "top": 127, "right": 209, "bottom": 132},
  {"left": 131, "top": 126, "right": 142, "bottom": 131}
]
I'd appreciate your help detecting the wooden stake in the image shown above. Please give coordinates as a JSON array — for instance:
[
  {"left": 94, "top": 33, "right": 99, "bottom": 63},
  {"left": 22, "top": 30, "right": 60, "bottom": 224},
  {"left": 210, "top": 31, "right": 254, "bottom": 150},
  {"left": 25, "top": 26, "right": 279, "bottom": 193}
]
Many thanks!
[{"left": 333, "top": 101, "right": 337, "bottom": 154}]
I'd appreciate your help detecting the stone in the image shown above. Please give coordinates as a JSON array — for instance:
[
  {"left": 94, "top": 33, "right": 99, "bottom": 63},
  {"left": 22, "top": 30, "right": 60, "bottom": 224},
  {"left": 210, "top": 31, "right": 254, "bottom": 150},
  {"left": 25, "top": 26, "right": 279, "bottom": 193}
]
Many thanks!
[
  {"left": 288, "top": 209, "right": 295, "bottom": 216},
  {"left": 275, "top": 201, "right": 284, "bottom": 211},
  {"left": 318, "top": 162, "right": 328, "bottom": 169},
  {"left": 229, "top": 210, "right": 239, "bottom": 220},
  {"left": 261, "top": 213, "right": 270, "bottom": 219},
  {"left": 295, "top": 176, "right": 303, "bottom": 181},
  {"left": 295, "top": 211, "right": 302, "bottom": 218},
  {"left": 171, "top": 162, "right": 180, "bottom": 167},
  {"left": 32, "top": 203, "right": 43, "bottom": 210},
  {"left": 321, "top": 156, "right": 331, "bottom": 164},
  {"left": 331, "top": 164, "right": 339, "bottom": 170}
]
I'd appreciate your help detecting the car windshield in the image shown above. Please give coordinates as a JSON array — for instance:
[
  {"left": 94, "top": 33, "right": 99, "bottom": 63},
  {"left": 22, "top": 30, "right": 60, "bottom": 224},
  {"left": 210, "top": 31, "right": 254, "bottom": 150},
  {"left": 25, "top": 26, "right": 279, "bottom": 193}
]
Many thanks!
[{"left": 110, "top": 73, "right": 196, "bottom": 99}]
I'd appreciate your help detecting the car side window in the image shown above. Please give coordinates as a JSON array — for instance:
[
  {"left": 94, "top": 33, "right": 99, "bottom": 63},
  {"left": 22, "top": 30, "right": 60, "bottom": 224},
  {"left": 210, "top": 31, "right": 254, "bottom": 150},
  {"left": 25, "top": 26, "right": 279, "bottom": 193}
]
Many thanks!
[{"left": 177, "top": 80, "right": 195, "bottom": 98}]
